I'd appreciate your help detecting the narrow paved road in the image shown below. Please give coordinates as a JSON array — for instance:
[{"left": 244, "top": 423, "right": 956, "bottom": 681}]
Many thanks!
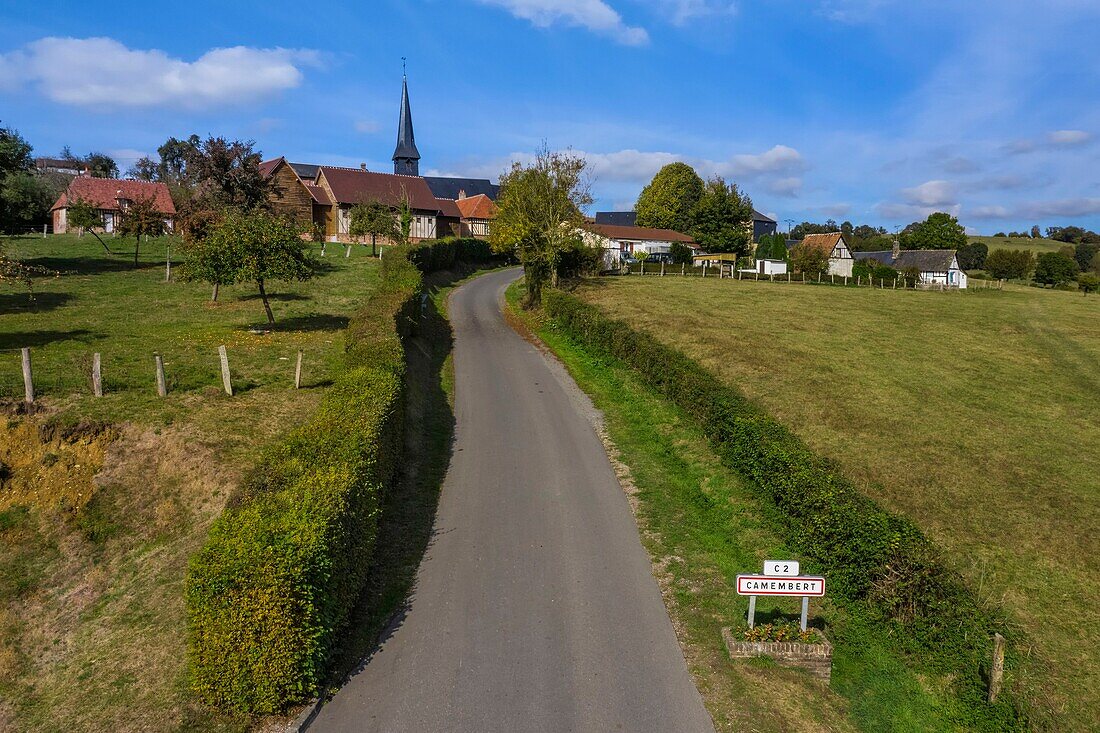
[{"left": 309, "top": 268, "right": 713, "bottom": 733}]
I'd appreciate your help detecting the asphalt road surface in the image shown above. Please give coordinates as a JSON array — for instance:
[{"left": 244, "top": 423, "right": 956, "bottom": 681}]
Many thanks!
[{"left": 309, "top": 268, "right": 714, "bottom": 733}]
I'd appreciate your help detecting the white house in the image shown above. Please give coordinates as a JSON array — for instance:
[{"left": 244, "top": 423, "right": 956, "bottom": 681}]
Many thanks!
[
  {"left": 583, "top": 222, "right": 698, "bottom": 269},
  {"left": 856, "top": 248, "right": 969, "bottom": 289},
  {"left": 797, "top": 232, "right": 855, "bottom": 277}
]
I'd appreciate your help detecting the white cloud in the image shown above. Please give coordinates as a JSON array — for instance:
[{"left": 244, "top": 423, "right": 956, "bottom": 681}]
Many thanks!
[
  {"left": 820, "top": 203, "right": 852, "bottom": 217},
  {"left": 1047, "top": 129, "right": 1092, "bottom": 147},
  {"left": 901, "top": 179, "right": 957, "bottom": 207},
  {"left": 970, "top": 205, "right": 1012, "bottom": 219},
  {"left": 0, "top": 37, "right": 318, "bottom": 108},
  {"left": 876, "top": 201, "right": 961, "bottom": 221},
  {"left": 657, "top": 0, "right": 738, "bottom": 26},
  {"left": 720, "top": 145, "right": 806, "bottom": 177},
  {"left": 766, "top": 177, "right": 802, "bottom": 197},
  {"left": 354, "top": 119, "right": 381, "bottom": 134},
  {"left": 1020, "top": 198, "right": 1100, "bottom": 217},
  {"left": 476, "top": 0, "right": 648, "bottom": 45}
]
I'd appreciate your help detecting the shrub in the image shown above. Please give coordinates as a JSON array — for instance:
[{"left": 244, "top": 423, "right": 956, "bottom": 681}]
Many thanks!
[
  {"left": 541, "top": 290, "right": 1022, "bottom": 728},
  {"left": 1033, "top": 251, "right": 1079, "bottom": 286},
  {"left": 1077, "top": 272, "right": 1099, "bottom": 295},
  {"left": 186, "top": 237, "right": 493, "bottom": 713},
  {"left": 985, "top": 249, "right": 1034, "bottom": 280}
]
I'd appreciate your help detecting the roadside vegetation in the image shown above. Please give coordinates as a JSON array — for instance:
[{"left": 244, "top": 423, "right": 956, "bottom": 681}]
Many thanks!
[
  {"left": 0, "top": 233, "right": 382, "bottom": 732},
  {"left": 563, "top": 275, "right": 1098, "bottom": 731}
]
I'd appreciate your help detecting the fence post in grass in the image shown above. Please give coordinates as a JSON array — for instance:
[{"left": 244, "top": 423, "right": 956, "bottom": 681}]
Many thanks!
[
  {"left": 345, "top": 243, "right": 352, "bottom": 258},
  {"left": 154, "top": 354, "right": 166, "bottom": 397},
  {"left": 989, "top": 633, "right": 1006, "bottom": 702},
  {"left": 92, "top": 353, "right": 102, "bottom": 397},
  {"left": 218, "top": 345, "right": 233, "bottom": 396},
  {"left": 165, "top": 242, "right": 172, "bottom": 282},
  {"left": 703, "top": 263, "right": 707, "bottom": 278},
  {"left": 43, "top": 223, "right": 48, "bottom": 238},
  {"left": 681, "top": 263, "right": 685, "bottom": 276},
  {"left": 295, "top": 350, "right": 303, "bottom": 389},
  {"left": 20, "top": 347, "right": 34, "bottom": 404},
  {"left": 660, "top": 261, "right": 665, "bottom": 277},
  {"left": 738, "top": 269, "right": 742, "bottom": 281}
]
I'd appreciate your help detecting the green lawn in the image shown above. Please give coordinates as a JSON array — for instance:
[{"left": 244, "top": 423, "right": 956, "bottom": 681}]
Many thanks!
[
  {"left": 0, "top": 233, "right": 382, "bottom": 732},
  {"left": 969, "top": 235, "right": 1066, "bottom": 255},
  {"left": 572, "top": 275, "right": 1099, "bottom": 731}
]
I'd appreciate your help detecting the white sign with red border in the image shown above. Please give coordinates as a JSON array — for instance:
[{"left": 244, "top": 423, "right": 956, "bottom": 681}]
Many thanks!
[{"left": 736, "top": 575, "right": 825, "bottom": 597}]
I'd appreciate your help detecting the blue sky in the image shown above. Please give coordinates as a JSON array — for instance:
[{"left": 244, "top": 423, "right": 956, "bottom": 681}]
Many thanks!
[{"left": 1, "top": 0, "right": 1099, "bottom": 233}]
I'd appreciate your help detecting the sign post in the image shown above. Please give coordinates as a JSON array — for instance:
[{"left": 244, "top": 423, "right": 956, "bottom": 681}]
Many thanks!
[{"left": 737, "top": 561, "right": 824, "bottom": 631}]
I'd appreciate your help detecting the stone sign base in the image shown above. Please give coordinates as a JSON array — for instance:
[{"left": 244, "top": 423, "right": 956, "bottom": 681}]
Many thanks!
[{"left": 721, "top": 627, "right": 833, "bottom": 682}]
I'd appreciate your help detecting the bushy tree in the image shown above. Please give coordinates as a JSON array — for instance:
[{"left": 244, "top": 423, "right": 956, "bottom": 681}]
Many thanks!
[
  {"left": 690, "top": 177, "right": 753, "bottom": 255},
  {"left": 899, "top": 212, "right": 967, "bottom": 250},
  {"left": 755, "top": 233, "right": 788, "bottom": 260},
  {"left": 790, "top": 220, "right": 838, "bottom": 240},
  {"left": 1033, "top": 251, "right": 1079, "bottom": 286},
  {"left": 635, "top": 162, "right": 704, "bottom": 234},
  {"left": 1030, "top": 225, "right": 1041, "bottom": 239},
  {"left": 66, "top": 197, "right": 112, "bottom": 252},
  {"left": 1073, "top": 242, "right": 1099, "bottom": 272},
  {"left": 956, "top": 241, "right": 988, "bottom": 270},
  {"left": 490, "top": 146, "right": 591, "bottom": 303},
  {"left": 1077, "top": 272, "right": 1099, "bottom": 295},
  {"left": 117, "top": 195, "right": 168, "bottom": 266},
  {"left": 349, "top": 200, "right": 396, "bottom": 254},
  {"left": 789, "top": 241, "right": 831, "bottom": 275},
  {"left": 0, "top": 125, "right": 46, "bottom": 231},
  {"left": 985, "top": 248, "right": 1034, "bottom": 280},
  {"left": 669, "top": 241, "right": 693, "bottom": 265},
  {"left": 198, "top": 210, "right": 315, "bottom": 322}
]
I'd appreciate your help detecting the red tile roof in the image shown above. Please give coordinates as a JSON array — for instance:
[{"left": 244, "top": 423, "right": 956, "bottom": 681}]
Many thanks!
[
  {"left": 798, "top": 232, "right": 847, "bottom": 254},
  {"left": 587, "top": 223, "right": 695, "bottom": 243},
  {"left": 258, "top": 156, "right": 284, "bottom": 178},
  {"left": 318, "top": 166, "right": 449, "bottom": 213},
  {"left": 304, "top": 184, "right": 332, "bottom": 205},
  {"left": 455, "top": 194, "right": 497, "bottom": 220},
  {"left": 52, "top": 177, "right": 176, "bottom": 215}
]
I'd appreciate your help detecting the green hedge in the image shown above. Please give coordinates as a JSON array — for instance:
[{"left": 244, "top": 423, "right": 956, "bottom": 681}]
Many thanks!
[
  {"left": 186, "top": 238, "right": 491, "bottom": 713},
  {"left": 542, "top": 289, "right": 1025, "bottom": 730}
]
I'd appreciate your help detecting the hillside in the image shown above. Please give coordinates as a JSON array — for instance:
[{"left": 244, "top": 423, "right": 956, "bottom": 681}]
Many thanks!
[
  {"left": 571, "top": 275, "right": 1099, "bottom": 731},
  {"left": 0, "top": 234, "right": 381, "bottom": 732},
  {"left": 969, "top": 235, "right": 1066, "bottom": 255}
]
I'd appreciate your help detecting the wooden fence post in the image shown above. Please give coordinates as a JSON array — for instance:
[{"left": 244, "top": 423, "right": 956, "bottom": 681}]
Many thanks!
[
  {"left": 154, "top": 354, "right": 167, "bottom": 397},
  {"left": 21, "top": 348, "right": 34, "bottom": 404},
  {"left": 92, "top": 353, "right": 103, "bottom": 397},
  {"left": 989, "top": 633, "right": 1006, "bottom": 702},
  {"left": 218, "top": 345, "right": 233, "bottom": 396},
  {"left": 703, "top": 263, "right": 707, "bottom": 278},
  {"left": 165, "top": 242, "right": 172, "bottom": 282},
  {"left": 660, "top": 262, "right": 665, "bottom": 277},
  {"left": 295, "top": 350, "right": 303, "bottom": 389},
  {"left": 681, "top": 263, "right": 685, "bottom": 276}
]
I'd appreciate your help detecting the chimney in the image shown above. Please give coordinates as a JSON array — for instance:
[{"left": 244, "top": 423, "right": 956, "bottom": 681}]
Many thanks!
[
  {"left": 892, "top": 237, "right": 901, "bottom": 260},
  {"left": 458, "top": 189, "right": 466, "bottom": 200},
  {"left": 360, "top": 163, "right": 367, "bottom": 171}
]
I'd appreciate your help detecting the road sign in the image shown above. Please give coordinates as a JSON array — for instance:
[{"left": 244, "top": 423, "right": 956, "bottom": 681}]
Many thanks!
[
  {"left": 736, "top": 575, "right": 825, "bottom": 597},
  {"left": 764, "top": 560, "right": 799, "bottom": 577}
]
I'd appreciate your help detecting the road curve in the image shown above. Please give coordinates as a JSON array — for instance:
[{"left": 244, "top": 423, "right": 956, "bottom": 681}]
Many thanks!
[{"left": 309, "top": 268, "right": 714, "bottom": 733}]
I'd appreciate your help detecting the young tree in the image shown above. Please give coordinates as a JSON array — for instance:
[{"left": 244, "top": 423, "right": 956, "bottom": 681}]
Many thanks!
[
  {"left": 66, "top": 197, "right": 112, "bottom": 253},
  {"left": 490, "top": 146, "right": 592, "bottom": 302},
  {"left": 789, "top": 242, "right": 831, "bottom": 275},
  {"left": 396, "top": 196, "right": 413, "bottom": 246},
  {"left": 690, "top": 177, "right": 753, "bottom": 255},
  {"left": 0, "top": 239, "right": 60, "bottom": 302},
  {"left": 1033, "top": 251, "right": 1079, "bottom": 286},
  {"left": 206, "top": 209, "right": 315, "bottom": 323},
  {"left": 669, "top": 241, "right": 694, "bottom": 265},
  {"left": 899, "top": 212, "right": 968, "bottom": 250},
  {"left": 116, "top": 196, "right": 168, "bottom": 266},
  {"left": 349, "top": 201, "right": 397, "bottom": 254},
  {"left": 635, "top": 162, "right": 704, "bottom": 234}
]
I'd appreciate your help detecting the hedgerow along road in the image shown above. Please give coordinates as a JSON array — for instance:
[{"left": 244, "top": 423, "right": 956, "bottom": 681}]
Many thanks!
[{"left": 308, "top": 268, "right": 714, "bottom": 732}]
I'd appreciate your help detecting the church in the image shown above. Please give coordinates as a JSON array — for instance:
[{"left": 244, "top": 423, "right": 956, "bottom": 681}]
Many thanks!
[{"left": 261, "top": 73, "right": 498, "bottom": 243}]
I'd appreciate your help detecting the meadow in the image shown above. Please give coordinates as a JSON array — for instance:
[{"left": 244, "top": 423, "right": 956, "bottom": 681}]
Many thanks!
[
  {"left": 572, "top": 274, "right": 1099, "bottom": 730},
  {"left": 0, "top": 233, "right": 382, "bottom": 732},
  {"left": 969, "top": 235, "right": 1067, "bottom": 255}
]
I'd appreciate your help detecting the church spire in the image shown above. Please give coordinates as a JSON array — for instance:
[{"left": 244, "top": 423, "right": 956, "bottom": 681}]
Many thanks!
[{"left": 392, "top": 64, "right": 420, "bottom": 176}]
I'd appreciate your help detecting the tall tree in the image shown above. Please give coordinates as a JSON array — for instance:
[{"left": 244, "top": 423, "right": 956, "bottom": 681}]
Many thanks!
[
  {"left": 635, "top": 162, "right": 704, "bottom": 234},
  {"left": 899, "top": 212, "right": 967, "bottom": 250},
  {"left": 83, "top": 152, "right": 119, "bottom": 178},
  {"left": 117, "top": 196, "right": 168, "bottom": 266},
  {"left": 204, "top": 209, "right": 315, "bottom": 323},
  {"left": 186, "top": 136, "right": 272, "bottom": 211},
  {"left": 0, "top": 126, "right": 34, "bottom": 175},
  {"left": 490, "top": 146, "right": 592, "bottom": 302},
  {"left": 690, "top": 177, "right": 754, "bottom": 255}
]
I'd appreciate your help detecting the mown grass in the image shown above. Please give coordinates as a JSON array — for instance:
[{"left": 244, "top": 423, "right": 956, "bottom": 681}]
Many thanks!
[
  {"left": 572, "top": 274, "right": 1099, "bottom": 731},
  {"left": 507, "top": 280, "right": 981, "bottom": 733},
  {"left": 0, "top": 233, "right": 383, "bottom": 732},
  {"left": 968, "top": 235, "right": 1066, "bottom": 255}
]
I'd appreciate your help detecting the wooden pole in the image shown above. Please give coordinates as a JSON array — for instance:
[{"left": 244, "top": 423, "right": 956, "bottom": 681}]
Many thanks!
[
  {"left": 703, "top": 263, "right": 707, "bottom": 278},
  {"left": 92, "top": 353, "right": 102, "bottom": 397},
  {"left": 747, "top": 595, "right": 757, "bottom": 629},
  {"left": 295, "top": 350, "right": 303, "bottom": 389},
  {"left": 660, "top": 261, "right": 665, "bottom": 277},
  {"left": 20, "top": 347, "right": 33, "bottom": 404},
  {"left": 345, "top": 244, "right": 352, "bottom": 258},
  {"left": 218, "top": 345, "right": 233, "bottom": 396},
  {"left": 681, "top": 263, "right": 685, "bottom": 276},
  {"left": 154, "top": 354, "right": 166, "bottom": 397},
  {"left": 165, "top": 242, "right": 172, "bottom": 282},
  {"left": 989, "top": 633, "right": 1006, "bottom": 702}
]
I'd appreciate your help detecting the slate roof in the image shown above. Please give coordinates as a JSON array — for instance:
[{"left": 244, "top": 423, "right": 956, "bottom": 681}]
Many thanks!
[
  {"left": 753, "top": 209, "right": 776, "bottom": 223},
  {"left": 289, "top": 162, "right": 321, "bottom": 181},
  {"left": 318, "top": 166, "right": 446, "bottom": 212},
  {"left": 258, "top": 157, "right": 284, "bottom": 178},
  {"left": 424, "top": 177, "right": 500, "bottom": 201},
  {"left": 455, "top": 194, "right": 496, "bottom": 220},
  {"left": 855, "top": 249, "right": 959, "bottom": 271},
  {"left": 51, "top": 177, "right": 176, "bottom": 215},
  {"left": 595, "top": 211, "right": 638, "bottom": 227},
  {"left": 393, "top": 76, "right": 420, "bottom": 163},
  {"left": 587, "top": 223, "right": 695, "bottom": 243}
]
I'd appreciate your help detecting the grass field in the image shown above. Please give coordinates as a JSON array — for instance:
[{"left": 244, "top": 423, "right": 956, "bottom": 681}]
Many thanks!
[
  {"left": 571, "top": 275, "right": 1099, "bottom": 730},
  {"left": 969, "top": 235, "right": 1067, "bottom": 255},
  {"left": 0, "top": 233, "right": 382, "bottom": 732}
]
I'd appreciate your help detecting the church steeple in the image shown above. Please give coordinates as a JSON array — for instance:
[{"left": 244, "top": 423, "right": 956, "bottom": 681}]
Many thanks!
[{"left": 392, "top": 65, "right": 420, "bottom": 176}]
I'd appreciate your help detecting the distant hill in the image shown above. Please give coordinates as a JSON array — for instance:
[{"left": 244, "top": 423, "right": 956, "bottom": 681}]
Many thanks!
[{"left": 970, "top": 235, "right": 1066, "bottom": 254}]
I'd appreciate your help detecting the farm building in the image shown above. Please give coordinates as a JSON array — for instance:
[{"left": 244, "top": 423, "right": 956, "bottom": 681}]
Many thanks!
[
  {"left": 583, "top": 222, "right": 698, "bottom": 269},
  {"left": 50, "top": 177, "right": 175, "bottom": 234},
  {"left": 455, "top": 194, "right": 496, "bottom": 238},
  {"left": 794, "top": 232, "right": 855, "bottom": 277},
  {"left": 856, "top": 247, "right": 969, "bottom": 289},
  {"left": 595, "top": 209, "right": 778, "bottom": 243}
]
